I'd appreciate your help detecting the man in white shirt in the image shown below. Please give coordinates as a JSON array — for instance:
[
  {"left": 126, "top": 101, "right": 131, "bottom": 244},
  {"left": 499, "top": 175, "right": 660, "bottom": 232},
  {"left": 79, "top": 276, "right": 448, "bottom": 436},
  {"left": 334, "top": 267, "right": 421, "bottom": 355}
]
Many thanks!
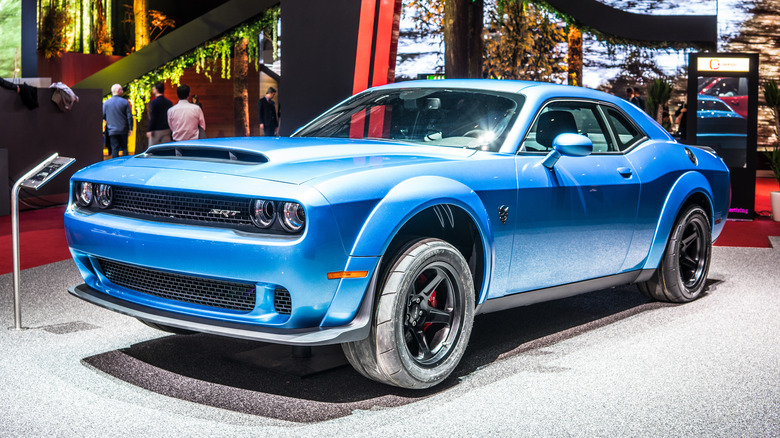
[{"left": 167, "top": 84, "right": 206, "bottom": 141}]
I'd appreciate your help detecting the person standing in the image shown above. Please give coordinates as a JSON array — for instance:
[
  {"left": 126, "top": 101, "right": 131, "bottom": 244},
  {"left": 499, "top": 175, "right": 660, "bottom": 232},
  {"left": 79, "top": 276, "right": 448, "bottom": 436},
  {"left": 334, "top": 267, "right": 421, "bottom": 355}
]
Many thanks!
[
  {"left": 146, "top": 82, "right": 173, "bottom": 147},
  {"left": 625, "top": 86, "right": 635, "bottom": 102},
  {"left": 631, "top": 87, "right": 644, "bottom": 109},
  {"left": 103, "top": 83, "right": 133, "bottom": 158},
  {"left": 167, "top": 84, "right": 206, "bottom": 141},
  {"left": 258, "top": 87, "right": 279, "bottom": 136}
]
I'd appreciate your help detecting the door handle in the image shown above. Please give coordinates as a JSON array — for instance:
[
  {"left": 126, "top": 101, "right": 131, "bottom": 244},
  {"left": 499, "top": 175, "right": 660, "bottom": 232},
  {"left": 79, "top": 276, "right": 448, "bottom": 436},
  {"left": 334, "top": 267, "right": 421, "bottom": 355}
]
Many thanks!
[{"left": 617, "top": 167, "right": 633, "bottom": 178}]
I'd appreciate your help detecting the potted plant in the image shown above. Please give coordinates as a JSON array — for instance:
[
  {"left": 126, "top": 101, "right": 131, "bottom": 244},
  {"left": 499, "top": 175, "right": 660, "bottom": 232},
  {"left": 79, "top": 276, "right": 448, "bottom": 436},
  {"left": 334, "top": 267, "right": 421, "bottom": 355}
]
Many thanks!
[
  {"left": 763, "top": 79, "right": 780, "bottom": 221},
  {"left": 646, "top": 78, "right": 673, "bottom": 131}
]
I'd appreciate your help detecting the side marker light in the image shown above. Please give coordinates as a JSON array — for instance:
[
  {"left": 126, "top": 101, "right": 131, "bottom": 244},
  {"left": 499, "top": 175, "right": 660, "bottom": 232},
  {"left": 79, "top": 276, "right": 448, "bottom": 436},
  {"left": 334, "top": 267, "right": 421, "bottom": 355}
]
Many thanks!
[{"left": 327, "top": 271, "right": 369, "bottom": 280}]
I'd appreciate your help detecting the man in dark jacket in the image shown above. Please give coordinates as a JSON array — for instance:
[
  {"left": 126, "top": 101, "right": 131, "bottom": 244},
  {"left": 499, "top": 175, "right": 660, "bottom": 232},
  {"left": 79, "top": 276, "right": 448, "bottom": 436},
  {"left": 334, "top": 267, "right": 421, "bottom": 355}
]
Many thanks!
[
  {"left": 146, "top": 82, "right": 173, "bottom": 147},
  {"left": 103, "top": 83, "right": 133, "bottom": 158},
  {"left": 258, "top": 87, "right": 279, "bottom": 136}
]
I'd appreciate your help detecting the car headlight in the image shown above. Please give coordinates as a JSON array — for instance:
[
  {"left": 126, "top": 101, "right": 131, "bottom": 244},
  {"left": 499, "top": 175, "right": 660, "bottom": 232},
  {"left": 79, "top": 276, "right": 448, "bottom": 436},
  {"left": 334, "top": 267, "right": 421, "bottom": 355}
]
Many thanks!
[
  {"left": 76, "top": 182, "right": 94, "bottom": 206},
  {"left": 95, "top": 184, "right": 113, "bottom": 208},
  {"left": 280, "top": 202, "right": 305, "bottom": 232},
  {"left": 250, "top": 199, "right": 276, "bottom": 228}
]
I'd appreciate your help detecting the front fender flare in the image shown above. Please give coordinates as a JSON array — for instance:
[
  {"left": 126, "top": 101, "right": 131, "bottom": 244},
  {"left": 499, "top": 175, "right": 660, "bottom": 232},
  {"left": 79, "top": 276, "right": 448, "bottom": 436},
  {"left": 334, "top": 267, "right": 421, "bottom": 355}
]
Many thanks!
[
  {"left": 349, "top": 175, "right": 494, "bottom": 277},
  {"left": 642, "top": 171, "right": 714, "bottom": 272}
]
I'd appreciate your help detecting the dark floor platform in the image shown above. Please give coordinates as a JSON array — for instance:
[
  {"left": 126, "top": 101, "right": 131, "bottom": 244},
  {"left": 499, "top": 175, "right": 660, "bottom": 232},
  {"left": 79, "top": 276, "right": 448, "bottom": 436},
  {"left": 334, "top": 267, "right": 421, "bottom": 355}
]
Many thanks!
[{"left": 1, "top": 241, "right": 779, "bottom": 435}]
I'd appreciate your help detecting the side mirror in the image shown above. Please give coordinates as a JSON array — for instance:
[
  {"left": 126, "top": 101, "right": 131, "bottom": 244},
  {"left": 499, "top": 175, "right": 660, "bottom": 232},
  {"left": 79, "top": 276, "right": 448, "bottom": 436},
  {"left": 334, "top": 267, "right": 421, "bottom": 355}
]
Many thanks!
[{"left": 542, "top": 133, "right": 593, "bottom": 169}]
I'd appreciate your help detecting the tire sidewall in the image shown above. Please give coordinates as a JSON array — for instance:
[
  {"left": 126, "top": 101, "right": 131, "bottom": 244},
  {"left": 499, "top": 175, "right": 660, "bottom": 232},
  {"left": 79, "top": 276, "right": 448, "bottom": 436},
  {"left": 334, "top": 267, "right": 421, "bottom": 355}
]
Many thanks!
[
  {"left": 662, "top": 205, "right": 711, "bottom": 301},
  {"left": 380, "top": 239, "right": 475, "bottom": 387}
]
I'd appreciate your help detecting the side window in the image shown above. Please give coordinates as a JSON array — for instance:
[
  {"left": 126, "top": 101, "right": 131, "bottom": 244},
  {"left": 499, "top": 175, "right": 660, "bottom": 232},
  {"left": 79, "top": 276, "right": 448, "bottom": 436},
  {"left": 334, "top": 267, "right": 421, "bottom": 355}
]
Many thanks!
[
  {"left": 521, "top": 101, "right": 614, "bottom": 153},
  {"left": 604, "top": 107, "right": 645, "bottom": 151}
]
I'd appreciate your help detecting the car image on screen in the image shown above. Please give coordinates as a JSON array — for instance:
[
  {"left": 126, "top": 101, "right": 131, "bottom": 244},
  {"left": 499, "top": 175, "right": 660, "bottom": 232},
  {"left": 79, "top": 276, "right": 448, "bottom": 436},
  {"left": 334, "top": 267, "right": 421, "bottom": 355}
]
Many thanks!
[
  {"left": 697, "top": 94, "right": 747, "bottom": 168},
  {"left": 65, "top": 80, "right": 730, "bottom": 389}
]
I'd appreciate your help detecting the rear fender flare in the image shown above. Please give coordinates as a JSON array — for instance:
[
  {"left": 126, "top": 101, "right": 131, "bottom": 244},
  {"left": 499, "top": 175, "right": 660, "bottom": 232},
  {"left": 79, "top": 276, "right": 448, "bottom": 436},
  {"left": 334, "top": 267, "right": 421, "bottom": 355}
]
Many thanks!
[{"left": 643, "top": 171, "right": 714, "bottom": 271}]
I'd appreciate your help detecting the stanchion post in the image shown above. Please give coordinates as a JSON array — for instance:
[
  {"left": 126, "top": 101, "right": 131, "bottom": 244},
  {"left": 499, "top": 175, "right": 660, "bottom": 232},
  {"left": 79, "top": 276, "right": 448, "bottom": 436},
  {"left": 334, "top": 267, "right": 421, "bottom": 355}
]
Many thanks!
[{"left": 9, "top": 153, "right": 75, "bottom": 330}]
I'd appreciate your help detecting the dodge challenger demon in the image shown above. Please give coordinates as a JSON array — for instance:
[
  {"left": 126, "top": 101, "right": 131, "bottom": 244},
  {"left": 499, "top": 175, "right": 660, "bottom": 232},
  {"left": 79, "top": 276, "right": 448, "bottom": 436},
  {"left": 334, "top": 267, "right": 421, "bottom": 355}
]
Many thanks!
[{"left": 65, "top": 80, "right": 729, "bottom": 389}]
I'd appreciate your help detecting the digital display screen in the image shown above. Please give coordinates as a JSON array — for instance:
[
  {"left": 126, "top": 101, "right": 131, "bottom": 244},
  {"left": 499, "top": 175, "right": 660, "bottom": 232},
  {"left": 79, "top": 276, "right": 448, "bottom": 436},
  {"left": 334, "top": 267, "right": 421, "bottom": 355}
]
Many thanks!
[{"left": 695, "top": 76, "right": 747, "bottom": 168}]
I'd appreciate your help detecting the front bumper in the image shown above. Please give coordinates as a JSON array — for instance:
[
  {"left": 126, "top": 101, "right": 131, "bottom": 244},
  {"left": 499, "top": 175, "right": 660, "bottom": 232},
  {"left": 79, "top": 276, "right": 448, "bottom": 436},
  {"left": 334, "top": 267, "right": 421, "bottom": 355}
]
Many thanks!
[
  {"left": 64, "top": 176, "right": 380, "bottom": 337},
  {"left": 69, "top": 281, "right": 375, "bottom": 345}
]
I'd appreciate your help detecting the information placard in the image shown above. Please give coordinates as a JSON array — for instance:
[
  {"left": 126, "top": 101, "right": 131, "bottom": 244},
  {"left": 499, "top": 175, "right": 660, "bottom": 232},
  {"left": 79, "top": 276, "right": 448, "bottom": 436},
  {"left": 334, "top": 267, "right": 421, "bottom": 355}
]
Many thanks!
[{"left": 20, "top": 156, "right": 75, "bottom": 190}]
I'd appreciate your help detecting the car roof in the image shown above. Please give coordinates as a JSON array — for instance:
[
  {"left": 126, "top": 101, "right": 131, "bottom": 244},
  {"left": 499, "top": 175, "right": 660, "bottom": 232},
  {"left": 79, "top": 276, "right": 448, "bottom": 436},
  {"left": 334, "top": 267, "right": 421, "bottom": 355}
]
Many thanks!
[{"left": 374, "top": 79, "right": 637, "bottom": 112}]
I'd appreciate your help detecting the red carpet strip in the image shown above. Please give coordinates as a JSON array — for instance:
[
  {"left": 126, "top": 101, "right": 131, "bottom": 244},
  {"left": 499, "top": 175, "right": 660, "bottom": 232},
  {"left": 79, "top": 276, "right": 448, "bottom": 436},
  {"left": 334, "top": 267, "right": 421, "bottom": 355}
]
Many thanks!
[{"left": 0, "top": 206, "right": 70, "bottom": 275}]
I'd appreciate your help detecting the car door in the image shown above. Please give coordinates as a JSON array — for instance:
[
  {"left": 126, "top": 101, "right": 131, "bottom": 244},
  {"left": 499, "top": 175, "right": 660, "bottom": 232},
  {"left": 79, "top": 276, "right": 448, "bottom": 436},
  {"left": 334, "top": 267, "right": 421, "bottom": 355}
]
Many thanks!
[{"left": 505, "top": 100, "right": 641, "bottom": 295}]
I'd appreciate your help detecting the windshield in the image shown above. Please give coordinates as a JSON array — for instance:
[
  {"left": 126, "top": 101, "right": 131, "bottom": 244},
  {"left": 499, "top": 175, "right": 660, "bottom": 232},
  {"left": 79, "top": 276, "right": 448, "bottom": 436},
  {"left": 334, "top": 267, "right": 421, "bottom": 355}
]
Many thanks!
[{"left": 293, "top": 88, "right": 524, "bottom": 151}]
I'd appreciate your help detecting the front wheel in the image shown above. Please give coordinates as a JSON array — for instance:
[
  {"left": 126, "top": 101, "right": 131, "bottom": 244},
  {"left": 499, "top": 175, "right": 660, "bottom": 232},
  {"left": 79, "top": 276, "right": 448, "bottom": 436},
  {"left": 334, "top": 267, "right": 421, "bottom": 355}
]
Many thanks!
[
  {"left": 638, "top": 204, "right": 712, "bottom": 303},
  {"left": 342, "top": 238, "right": 475, "bottom": 389}
]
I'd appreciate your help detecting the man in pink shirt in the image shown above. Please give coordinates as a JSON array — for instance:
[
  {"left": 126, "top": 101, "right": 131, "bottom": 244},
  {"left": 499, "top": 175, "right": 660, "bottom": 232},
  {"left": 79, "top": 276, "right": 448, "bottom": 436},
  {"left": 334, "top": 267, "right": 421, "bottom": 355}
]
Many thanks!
[{"left": 167, "top": 84, "right": 206, "bottom": 141}]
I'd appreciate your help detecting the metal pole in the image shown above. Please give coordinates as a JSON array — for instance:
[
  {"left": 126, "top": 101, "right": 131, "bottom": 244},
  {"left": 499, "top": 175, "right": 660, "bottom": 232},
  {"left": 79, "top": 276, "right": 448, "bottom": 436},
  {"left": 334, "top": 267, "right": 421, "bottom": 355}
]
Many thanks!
[{"left": 10, "top": 153, "right": 59, "bottom": 330}]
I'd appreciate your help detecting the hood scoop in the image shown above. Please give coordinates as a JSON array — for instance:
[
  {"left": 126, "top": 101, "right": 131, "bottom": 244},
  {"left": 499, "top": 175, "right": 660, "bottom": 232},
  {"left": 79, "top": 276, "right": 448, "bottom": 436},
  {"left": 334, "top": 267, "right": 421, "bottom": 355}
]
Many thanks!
[{"left": 142, "top": 145, "right": 269, "bottom": 165}]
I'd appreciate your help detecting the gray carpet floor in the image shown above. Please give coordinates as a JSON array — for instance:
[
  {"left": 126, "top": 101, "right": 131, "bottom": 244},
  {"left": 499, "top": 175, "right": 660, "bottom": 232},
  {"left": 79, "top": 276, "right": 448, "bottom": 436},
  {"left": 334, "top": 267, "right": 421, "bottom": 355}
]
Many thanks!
[{"left": 1, "top": 240, "right": 779, "bottom": 437}]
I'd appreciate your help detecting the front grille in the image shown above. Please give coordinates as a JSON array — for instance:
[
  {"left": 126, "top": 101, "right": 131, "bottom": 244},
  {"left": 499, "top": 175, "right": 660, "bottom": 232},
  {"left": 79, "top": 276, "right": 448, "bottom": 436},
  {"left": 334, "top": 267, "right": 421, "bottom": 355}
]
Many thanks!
[
  {"left": 110, "top": 186, "right": 254, "bottom": 228},
  {"left": 97, "top": 258, "right": 257, "bottom": 312},
  {"left": 274, "top": 288, "right": 292, "bottom": 315}
]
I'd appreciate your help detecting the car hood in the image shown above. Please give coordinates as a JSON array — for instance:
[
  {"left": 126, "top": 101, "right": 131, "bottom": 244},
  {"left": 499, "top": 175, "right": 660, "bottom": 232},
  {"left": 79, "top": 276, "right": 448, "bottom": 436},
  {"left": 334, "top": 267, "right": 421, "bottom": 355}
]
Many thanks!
[{"left": 124, "top": 137, "right": 478, "bottom": 185}]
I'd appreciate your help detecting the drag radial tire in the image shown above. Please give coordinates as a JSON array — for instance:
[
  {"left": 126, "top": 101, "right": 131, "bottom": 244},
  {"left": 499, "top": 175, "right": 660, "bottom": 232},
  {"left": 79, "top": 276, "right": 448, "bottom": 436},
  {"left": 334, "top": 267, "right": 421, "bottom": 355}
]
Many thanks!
[
  {"left": 638, "top": 205, "right": 712, "bottom": 303},
  {"left": 342, "top": 238, "right": 475, "bottom": 389}
]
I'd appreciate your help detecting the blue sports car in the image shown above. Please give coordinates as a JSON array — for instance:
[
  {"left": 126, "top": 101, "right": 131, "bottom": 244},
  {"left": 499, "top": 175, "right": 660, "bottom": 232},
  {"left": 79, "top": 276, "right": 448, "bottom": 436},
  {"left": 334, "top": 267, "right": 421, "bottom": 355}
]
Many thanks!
[{"left": 65, "top": 80, "right": 730, "bottom": 389}]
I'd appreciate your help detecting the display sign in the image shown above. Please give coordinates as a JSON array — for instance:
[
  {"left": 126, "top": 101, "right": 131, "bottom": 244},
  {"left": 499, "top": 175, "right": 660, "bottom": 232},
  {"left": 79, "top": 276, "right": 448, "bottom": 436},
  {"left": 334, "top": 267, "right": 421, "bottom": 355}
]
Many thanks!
[
  {"left": 688, "top": 52, "right": 758, "bottom": 220},
  {"left": 20, "top": 156, "right": 75, "bottom": 190},
  {"left": 696, "top": 57, "right": 751, "bottom": 73}
]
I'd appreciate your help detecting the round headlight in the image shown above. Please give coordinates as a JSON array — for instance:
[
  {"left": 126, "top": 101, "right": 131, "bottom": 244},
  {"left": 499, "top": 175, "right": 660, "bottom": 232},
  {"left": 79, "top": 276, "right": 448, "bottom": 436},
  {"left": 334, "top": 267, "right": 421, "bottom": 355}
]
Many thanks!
[
  {"left": 77, "top": 182, "right": 94, "bottom": 206},
  {"left": 280, "top": 202, "right": 305, "bottom": 232},
  {"left": 95, "top": 184, "right": 113, "bottom": 209},
  {"left": 250, "top": 199, "right": 276, "bottom": 228}
]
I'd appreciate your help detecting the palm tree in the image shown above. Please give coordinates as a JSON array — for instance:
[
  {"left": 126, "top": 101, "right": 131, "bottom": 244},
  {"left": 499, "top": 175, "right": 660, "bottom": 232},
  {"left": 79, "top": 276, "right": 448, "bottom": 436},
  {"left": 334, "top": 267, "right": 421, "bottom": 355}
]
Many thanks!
[{"left": 646, "top": 79, "right": 672, "bottom": 128}]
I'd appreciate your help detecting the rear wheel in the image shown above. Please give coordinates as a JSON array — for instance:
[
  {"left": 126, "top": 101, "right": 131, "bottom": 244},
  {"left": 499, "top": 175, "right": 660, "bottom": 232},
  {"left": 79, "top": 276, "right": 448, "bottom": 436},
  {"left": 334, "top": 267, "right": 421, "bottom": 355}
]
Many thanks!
[
  {"left": 638, "top": 205, "right": 711, "bottom": 303},
  {"left": 342, "top": 238, "right": 475, "bottom": 389}
]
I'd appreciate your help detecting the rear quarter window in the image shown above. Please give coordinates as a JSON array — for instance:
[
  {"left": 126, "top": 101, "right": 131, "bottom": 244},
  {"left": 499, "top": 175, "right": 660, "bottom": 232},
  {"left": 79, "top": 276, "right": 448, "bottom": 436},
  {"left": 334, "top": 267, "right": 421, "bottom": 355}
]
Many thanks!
[{"left": 604, "top": 107, "right": 645, "bottom": 151}]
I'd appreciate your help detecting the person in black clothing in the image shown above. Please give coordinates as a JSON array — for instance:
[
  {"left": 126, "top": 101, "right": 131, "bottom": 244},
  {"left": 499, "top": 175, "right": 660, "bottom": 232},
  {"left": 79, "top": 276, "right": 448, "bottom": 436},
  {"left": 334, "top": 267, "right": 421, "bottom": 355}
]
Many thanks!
[
  {"left": 146, "top": 82, "right": 173, "bottom": 147},
  {"left": 258, "top": 87, "right": 279, "bottom": 136},
  {"left": 103, "top": 83, "right": 133, "bottom": 158},
  {"left": 675, "top": 101, "right": 689, "bottom": 141}
]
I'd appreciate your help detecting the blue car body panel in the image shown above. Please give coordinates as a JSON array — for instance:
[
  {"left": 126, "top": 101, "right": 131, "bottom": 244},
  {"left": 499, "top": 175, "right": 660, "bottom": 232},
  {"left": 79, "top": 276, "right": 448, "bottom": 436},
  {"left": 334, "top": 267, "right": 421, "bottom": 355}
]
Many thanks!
[{"left": 65, "top": 79, "right": 729, "bottom": 345}]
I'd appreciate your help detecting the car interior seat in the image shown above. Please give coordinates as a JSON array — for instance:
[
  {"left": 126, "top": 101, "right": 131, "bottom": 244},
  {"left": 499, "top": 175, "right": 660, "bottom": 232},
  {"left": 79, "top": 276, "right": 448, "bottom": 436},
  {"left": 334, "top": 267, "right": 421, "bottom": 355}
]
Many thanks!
[{"left": 535, "top": 110, "right": 579, "bottom": 150}]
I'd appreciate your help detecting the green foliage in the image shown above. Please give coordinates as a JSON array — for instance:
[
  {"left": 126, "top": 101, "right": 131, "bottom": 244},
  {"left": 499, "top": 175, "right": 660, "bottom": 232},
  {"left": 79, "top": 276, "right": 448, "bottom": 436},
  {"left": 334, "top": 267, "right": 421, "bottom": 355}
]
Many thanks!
[
  {"left": 646, "top": 78, "right": 672, "bottom": 126},
  {"left": 404, "top": 0, "right": 443, "bottom": 35},
  {"left": 0, "top": 0, "right": 21, "bottom": 77},
  {"left": 483, "top": 1, "right": 567, "bottom": 83},
  {"left": 38, "top": 0, "right": 71, "bottom": 59},
  {"left": 124, "top": 7, "right": 279, "bottom": 122},
  {"left": 762, "top": 79, "right": 780, "bottom": 182},
  {"left": 93, "top": 0, "right": 113, "bottom": 55},
  {"left": 764, "top": 79, "right": 780, "bottom": 109}
]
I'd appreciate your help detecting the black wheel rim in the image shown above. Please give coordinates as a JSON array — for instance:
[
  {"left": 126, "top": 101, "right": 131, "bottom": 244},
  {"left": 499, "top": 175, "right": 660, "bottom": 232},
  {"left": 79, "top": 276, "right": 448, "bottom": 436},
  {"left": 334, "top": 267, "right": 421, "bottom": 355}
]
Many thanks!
[
  {"left": 678, "top": 218, "right": 707, "bottom": 289},
  {"left": 403, "top": 262, "right": 463, "bottom": 367}
]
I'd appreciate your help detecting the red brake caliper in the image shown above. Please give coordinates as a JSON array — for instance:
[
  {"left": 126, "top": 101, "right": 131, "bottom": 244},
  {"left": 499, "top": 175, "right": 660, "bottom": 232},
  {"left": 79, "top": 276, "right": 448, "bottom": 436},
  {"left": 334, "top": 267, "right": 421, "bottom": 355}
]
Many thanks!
[{"left": 423, "top": 290, "right": 437, "bottom": 331}]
